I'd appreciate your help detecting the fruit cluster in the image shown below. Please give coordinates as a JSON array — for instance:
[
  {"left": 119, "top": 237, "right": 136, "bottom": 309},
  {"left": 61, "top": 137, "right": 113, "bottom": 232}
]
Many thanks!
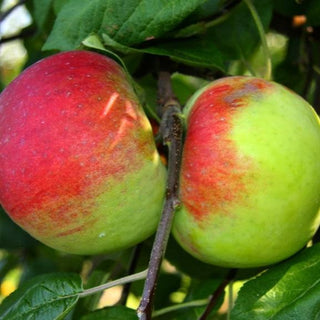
[{"left": 1, "top": 50, "right": 320, "bottom": 268}]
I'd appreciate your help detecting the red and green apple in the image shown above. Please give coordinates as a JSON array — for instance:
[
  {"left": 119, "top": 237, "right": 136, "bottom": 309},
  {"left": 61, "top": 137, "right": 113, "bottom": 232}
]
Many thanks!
[
  {"left": 173, "top": 76, "right": 320, "bottom": 268},
  {"left": 0, "top": 50, "right": 166, "bottom": 255}
]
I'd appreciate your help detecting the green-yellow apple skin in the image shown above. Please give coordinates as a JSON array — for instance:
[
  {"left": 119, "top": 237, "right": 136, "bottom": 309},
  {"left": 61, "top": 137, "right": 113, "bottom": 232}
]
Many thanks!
[
  {"left": 172, "top": 76, "right": 320, "bottom": 268},
  {"left": 0, "top": 50, "right": 166, "bottom": 255}
]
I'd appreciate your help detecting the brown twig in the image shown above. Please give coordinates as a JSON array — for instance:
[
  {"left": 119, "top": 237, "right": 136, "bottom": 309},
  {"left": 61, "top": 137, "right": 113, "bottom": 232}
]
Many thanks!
[
  {"left": 137, "top": 71, "right": 183, "bottom": 320},
  {"left": 118, "top": 244, "right": 142, "bottom": 306},
  {"left": 198, "top": 269, "right": 237, "bottom": 320}
]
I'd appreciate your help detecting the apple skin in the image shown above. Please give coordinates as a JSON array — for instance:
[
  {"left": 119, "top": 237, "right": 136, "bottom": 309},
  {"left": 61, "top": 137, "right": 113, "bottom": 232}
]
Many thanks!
[
  {"left": 0, "top": 50, "right": 166, "bottom": 255},
  {"left": 172, "top": 76, "right": 320, "bottom": 268}
]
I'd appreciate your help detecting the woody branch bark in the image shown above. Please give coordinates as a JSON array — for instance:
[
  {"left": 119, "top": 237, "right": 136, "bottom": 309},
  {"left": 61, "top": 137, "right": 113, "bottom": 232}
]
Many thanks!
[{"left": 137, "top": 71, "right": 183, "bottom": 320}]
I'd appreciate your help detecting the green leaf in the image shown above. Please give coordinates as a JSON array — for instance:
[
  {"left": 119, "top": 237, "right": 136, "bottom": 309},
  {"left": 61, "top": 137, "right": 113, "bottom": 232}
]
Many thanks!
[
  {"left": 206, "top": 0, "right": 273, "bottom": 62},
  {"left": 43, "top": 0, "right": 109, "bottom": 51},
  {"left": 52, "top": 0, "right": 70, "bottom": 14},
  {"left": 138, "top": 0, "right": 273, "bottom": 72},
  {"left": 171, "top": 73, "right": 208, "bottom": 106},
  {"left": 101, "top": 31, "right": 227, "bottom": 72},
  {"left": 82, "top": 34, "right": 128, "bottom": 71},
  {"left": 43, "top": 0, "right": 272, "bottom": 71},
  {"left": 230, "top": 243, "right": 320, "bottom": 320},
  {"left": 80, "top": 306, "right": 138, "bottom": 320},
  {"left": 142, "top": 36, "right": 227, "bottom": 71},
  {"left": 182, "top": 0, "right": 221, "bottom": 24},
  {"left": 43, "top": 0, "right": 206, "bottom": 51},
  {"left": 31, "top": 0, "right": 54, "bottom": 30},
  {"left": 102, "top": 33, "right": 137, "bottom": 55},
  {"left": 102, "top": 0, "right": 207, "bottom": 46},
  {"left": 0, "top": 273, "right": 82, "bottom": 320}
]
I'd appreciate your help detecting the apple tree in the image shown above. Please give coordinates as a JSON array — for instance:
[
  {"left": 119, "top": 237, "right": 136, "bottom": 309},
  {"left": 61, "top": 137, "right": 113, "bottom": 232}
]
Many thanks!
[{"left": 1, "top": 1, "right": 320, "bottom": 319}]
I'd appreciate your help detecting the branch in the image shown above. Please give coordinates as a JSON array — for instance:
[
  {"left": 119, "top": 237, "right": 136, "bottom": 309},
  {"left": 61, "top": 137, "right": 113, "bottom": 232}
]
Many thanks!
[
  {"left": 137, "top": 71, "right": 184, "bottom": 320},
  {"left": 78, "top": 269, "right": 148, "bottom": 298},
  {"left": 198, "top": 269, "right": 237, "bottom": 320}
]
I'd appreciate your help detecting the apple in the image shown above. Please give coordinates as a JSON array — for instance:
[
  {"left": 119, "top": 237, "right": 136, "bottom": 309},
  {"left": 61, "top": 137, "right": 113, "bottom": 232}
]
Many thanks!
[
  {"left": 0, "top": 50, "right": 166, "bottom": 255},
  {"left": 172, "top": 76, "right": 320, "bottom": 268}
]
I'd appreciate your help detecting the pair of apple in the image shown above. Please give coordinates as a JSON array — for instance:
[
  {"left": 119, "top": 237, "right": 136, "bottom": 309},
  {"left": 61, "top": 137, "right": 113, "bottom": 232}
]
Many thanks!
[{"left": 0, "top": 50, "right": 320, "bottom": 268}]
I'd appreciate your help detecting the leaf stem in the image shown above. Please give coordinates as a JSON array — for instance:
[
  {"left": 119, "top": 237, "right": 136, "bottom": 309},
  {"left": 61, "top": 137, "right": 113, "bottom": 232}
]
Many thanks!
[
  {"left": 198, "top": 269, "right": 237, "bottom": 320},
  {"left": 243, "top": 0, "right": 272, "bottom": 80},
  {"left": 78, "top": 269, "right": 148, "bottom": 298}
]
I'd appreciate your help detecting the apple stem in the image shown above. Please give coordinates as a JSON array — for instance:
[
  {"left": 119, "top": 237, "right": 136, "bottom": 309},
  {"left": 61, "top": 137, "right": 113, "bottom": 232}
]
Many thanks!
[
  {"left": 137, "top": 71, "right": 184, "bottom": 320},
  {"left": 198, "top": 269, "right": 237, "bottom": 320}
]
